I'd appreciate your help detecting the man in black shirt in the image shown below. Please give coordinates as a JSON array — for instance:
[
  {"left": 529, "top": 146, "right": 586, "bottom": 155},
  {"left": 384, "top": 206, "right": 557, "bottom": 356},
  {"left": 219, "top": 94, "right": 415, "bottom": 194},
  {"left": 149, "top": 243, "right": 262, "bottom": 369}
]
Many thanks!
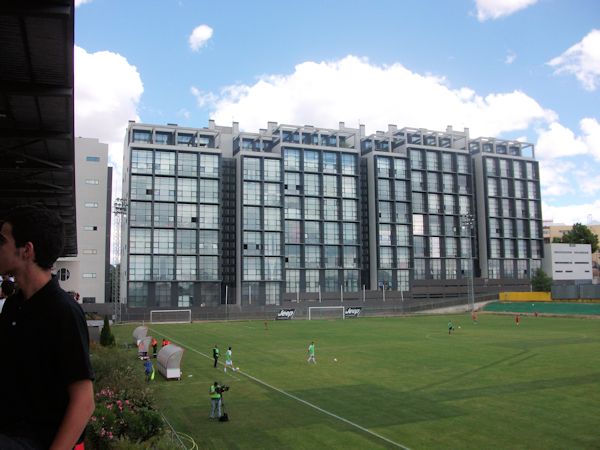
[{"left": 0, "top": 206, "right": 95, "bottom": 449}]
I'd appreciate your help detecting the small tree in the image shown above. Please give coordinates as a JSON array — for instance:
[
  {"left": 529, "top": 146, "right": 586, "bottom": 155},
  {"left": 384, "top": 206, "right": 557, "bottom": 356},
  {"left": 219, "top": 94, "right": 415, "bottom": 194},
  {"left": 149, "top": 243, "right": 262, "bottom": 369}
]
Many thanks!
[
  {"left": 531, "top": 268, "right": 552, "bottom": 292},
  {"left": 100, "top": 315, "right": 116, "bottom": 347}
]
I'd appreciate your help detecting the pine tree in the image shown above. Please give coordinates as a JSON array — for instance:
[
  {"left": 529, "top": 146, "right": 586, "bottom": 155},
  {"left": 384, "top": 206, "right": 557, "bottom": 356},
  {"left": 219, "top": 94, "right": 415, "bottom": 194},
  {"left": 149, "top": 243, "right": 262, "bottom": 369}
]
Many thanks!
[{"left": 100, "top": 315, "right": 116, "bottom": 347}]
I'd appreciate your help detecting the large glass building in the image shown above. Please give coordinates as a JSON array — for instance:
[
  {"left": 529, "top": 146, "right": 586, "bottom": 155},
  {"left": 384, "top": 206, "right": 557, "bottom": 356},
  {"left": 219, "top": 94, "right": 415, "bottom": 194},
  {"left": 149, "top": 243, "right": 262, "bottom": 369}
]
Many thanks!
[{"left": 120, "top": 121, "right": 543, "bottom": 308}]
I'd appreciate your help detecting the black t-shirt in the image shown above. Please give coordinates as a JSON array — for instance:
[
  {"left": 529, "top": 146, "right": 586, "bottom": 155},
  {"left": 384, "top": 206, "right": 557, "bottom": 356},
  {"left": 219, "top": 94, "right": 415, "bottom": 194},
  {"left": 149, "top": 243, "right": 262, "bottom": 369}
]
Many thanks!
[{"left": 0, "top": 277, "right": 95, "bottom": 448}]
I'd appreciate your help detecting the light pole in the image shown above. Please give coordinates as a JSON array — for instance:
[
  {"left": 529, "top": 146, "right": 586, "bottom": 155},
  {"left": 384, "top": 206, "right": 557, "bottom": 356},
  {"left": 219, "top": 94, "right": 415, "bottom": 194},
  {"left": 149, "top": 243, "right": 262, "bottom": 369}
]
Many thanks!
[
  {"left": 461, "top": 213, "right": 475, "bottom": 312},
  {"left": 112, "top": 198, "right": 128, "bottom": 323}
]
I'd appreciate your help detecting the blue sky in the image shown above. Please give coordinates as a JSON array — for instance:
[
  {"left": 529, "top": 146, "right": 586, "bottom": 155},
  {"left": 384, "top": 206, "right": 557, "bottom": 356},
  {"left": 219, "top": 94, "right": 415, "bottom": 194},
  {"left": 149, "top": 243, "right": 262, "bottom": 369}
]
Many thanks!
[{"left": 74, "top": 0, "right": 600, "bottom": 225}]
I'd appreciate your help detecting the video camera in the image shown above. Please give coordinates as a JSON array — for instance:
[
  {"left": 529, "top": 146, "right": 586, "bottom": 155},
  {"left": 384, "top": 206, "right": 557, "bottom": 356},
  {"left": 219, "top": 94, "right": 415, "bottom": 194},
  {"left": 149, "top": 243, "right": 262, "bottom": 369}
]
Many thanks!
[{"left": 216, "top": 385, "right": 229, "bottom": 394}]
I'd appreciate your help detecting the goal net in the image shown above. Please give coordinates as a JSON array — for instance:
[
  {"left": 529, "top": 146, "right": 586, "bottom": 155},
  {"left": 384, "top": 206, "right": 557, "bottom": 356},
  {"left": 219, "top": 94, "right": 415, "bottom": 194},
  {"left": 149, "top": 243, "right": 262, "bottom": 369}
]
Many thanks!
[
  {"left": 150, "top": 309, "right": 192, "bottom": 324},
  {"left": 308, "top": 306, "right": 345, "bottom": 320}
]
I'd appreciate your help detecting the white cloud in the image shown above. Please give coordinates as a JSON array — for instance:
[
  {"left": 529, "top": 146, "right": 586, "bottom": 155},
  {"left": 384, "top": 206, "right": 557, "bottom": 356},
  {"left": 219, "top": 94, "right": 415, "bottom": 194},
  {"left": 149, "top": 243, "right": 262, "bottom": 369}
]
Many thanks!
[
  {"left": 75, "top": 0, "right": 93, "bottom": 7},
  {"left": 188, "top": 25, "right": 213, "bottom": 52},
  {"left": 535, "top": 118, "right": 600, "bottom": 161},
  {"left": 191, "top": 86, "right": 217, "bottom": 107},
  {"left": 203, "top": 55, "right": 555, "bottom": 138},
  {"left": 538, "top": 160, "right": 576, "bottom": 197},
  {"left": 505, "top": 50, "right": 517, "bottom": 64},
  {"left": 548, "top": 29, "right": 600, "bottom": 91},
  {"left": 580, "top": 117, "right": 600, "bottom": 160},
  {"left": 575, "top": 171, "right": 600, "bottom": 196},
  {"left": 542, "top": 200, "right": 600, "bottom": 225},
  {"left": 475, "top": 0, "right": 538, "bottom": 21},
  {"left": 178, "top": 108, "right": 191, "bottom": 120},
  {"left": 74, "top": 45, "right": 144, "bottom": 197}
]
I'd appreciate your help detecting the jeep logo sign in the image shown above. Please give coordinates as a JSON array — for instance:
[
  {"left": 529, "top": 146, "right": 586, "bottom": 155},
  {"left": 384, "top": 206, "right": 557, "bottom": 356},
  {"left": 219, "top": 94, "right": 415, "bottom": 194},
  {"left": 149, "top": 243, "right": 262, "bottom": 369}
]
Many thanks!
[
  {"left": 276, "top": 309, "right": 295, "bottom": 320},
  {"left": 344, "top": 307, "right": 362, "bottom": 318}
]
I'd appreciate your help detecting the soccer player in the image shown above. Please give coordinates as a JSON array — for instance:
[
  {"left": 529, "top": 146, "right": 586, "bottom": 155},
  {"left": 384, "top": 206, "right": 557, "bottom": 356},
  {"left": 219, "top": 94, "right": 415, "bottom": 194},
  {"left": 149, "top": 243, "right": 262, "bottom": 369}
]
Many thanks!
[
  {"left": 212, "top": 344, "right": 220, "bottom": 368},
  {"left": 472, "top": 311, "right": 478, "bottom": 324},
  {"left": 515, "top": 314, "right": 520, "bottom": 326},
  {"left": 448, "top": 320, "right": 454, "bottom": 335},
  {"left": 307, "top": 341, "right": 316, "bottom": 363},
  {"left": 224, "top": 346, "right": 235, "bottom": 372}
]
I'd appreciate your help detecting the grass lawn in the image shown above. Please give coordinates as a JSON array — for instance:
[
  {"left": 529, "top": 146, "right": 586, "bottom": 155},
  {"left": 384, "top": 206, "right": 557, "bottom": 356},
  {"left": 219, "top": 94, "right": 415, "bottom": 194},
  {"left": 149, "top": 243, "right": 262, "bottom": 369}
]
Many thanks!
[{"left": 111, "top": 313, "right": 600, "bottom": 449}]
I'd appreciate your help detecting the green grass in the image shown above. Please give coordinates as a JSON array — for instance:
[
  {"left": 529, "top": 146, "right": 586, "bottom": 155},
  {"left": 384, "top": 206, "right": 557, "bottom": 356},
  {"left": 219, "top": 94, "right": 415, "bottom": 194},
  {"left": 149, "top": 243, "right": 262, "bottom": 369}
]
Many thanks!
[{"left": 111, "top": 314, "right": 600, "bottom": 449}]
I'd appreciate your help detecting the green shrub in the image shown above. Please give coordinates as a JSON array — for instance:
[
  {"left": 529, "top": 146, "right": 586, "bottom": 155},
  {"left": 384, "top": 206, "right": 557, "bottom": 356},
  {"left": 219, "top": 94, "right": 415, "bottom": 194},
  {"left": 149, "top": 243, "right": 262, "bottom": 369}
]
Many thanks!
[
  {"left": 99, "top": 316, "right": 116, "bottom": 347},
  {"left": 532, "top": 268, "right": 552, "bottom": 292},
  {"left": 86, "top": 344, "right": 163, "bottom": 449}
]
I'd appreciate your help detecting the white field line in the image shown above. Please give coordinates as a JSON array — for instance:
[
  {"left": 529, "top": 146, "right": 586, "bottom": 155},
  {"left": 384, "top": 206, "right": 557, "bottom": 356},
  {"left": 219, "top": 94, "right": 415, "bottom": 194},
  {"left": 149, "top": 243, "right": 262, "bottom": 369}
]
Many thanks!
[{"left": 150, "top": 328, "right": 411, "bottom": 450}]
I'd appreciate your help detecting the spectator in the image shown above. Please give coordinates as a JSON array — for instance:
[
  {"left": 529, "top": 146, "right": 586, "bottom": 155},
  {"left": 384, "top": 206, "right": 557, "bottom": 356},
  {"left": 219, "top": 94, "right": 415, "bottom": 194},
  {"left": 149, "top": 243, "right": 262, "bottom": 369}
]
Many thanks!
[{"left": 0, "top": 206, "right": 95, "bottom": 449}]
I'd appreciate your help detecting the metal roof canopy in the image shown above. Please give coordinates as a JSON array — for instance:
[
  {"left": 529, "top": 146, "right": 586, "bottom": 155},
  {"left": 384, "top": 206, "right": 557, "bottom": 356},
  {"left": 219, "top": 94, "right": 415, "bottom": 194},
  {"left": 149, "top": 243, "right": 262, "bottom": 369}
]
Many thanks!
[{"left": 0, "top": 0, "right": 77, "bottom": 256}]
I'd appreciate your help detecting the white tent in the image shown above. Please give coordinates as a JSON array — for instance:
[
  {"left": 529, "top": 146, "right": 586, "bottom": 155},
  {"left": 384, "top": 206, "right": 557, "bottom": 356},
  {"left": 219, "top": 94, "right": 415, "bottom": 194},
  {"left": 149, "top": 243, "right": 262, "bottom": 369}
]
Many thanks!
[
  {"left": 156, "top": 344, "right": 184, "bottom": 380},
  {"left": 132, "top": 325, "right": 148, "bottom": 345},
  {"left": 137, "top": 336, "right": 152, "bottom": 359}
]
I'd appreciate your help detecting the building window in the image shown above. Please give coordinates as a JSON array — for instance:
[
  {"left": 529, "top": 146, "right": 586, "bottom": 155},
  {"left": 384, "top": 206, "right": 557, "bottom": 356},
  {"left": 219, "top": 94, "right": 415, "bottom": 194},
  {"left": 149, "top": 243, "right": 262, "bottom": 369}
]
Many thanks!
[
  {"left": 176, "top": 256, "right": 197, "bottom": 280},
  {"left": 153, "top": 256, "right": 174, "bottom": 280},
  {"left": 305, "top": 270, "right": 320, "bottom": 292},
  {"left": 323, "top": 175, "right": 338, "bottom": 197},
  {"left": 243, "top": 257, "right": 262, "bottom": 280},
  {"left": 243, "top": 181, "right": 261, "bottom": 205},
  {"left": 342, "top": 223, "right": 357, "bottom": 244},
  {"left": 82, "top": 273, "right": 97, "bottom": 278},
  {"left": 153, "top": 229, "right": 174, "bottom": 254},
  {"left": 264, "top": 183, "right": 281, "bottom": 206},
  {"left": 178, "top": 282, "right": 193, "bottom": 307},
  {"left": 155, "top": 177, "right": 175, "bottom": 201},
  {"left": 199, "top": 256, "right": 219, "bottom": 280},
  {"left": 132, "top": 130, "right": 151, "bottom": 143},
  {"left": 84, "top": 202, "right": 98, "bottom": 208},
  {"left": 323, "top": 198, "right": 339, "bottom": 220},
  {"left": 177, "top": 178, "right": 198, "bottom": 203},
  {"left": 342, "top": 154, "right": 357, "bottom": 175},
  {"left": 177, "top": 204, "right": 197, "bottom": 228},
  {"left": 286, "top": 270, "right": 300, "bottom": 292},
  {"left": 131, "top": 175, "right": 153, "bottom": 201},
  {"left": 154, "top": 202, "right": 175, "bottom": 228},
  {"left": 178, "top": 229, "right": 197, "bottom": 254},
  {"left": 264, "top": 159, "right": 281, "bottom": 182},
  {"left": 304, "top": 150, "right": 319, "bottom": 172},
  {"left": 82, "top": 249, "right": 97, "bottom": 255},
  {"left": 83, "top": 225, "right": 98, "bottom": 231},
  {"left": 304, "top": 173, "right": 320, "bottom": 196},
  {"left": 155, "top": 282, "right": 171, "bottom": 307},
  {"left": 178, "top": 152, "right": 197, "bottom": 177},
  {"left": 132, "top": 149, "right": 153, "bottom": 174},
  {"left": 86, "top": 156, "right": 100, "bottom": 162},
  {"left": 85, "top": 179, "right": 99, "bottom": 185},
  {"left": 198, "top": 230, "right": 218, "bottom": 254},
  {"left": 199, "top": 204, "right": 219, "bottom": 229},
  {"left": 129, "top": 282, "right": 148, "bottom": 307},
  {"left": 243, "top": 157, "right": 261, "bottom": 180},
  {"left": 284, "top": 148, "right": 300, "bottom": 171},
  {"left": 264, "top": 208, "right": 281, "bottom": 231},
  {"left": 200, "top": 154, "right": 219, "bottom": 177},
  {"left": 155, "top": 151, "right": 176, "bottom": 175}
]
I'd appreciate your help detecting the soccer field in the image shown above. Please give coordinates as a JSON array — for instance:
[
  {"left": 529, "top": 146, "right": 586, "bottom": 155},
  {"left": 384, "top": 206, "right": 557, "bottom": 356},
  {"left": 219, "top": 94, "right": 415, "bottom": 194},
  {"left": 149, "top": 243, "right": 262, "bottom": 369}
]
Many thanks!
[{"left": 113, "top": 314, "right": 600, "bottom": 449}]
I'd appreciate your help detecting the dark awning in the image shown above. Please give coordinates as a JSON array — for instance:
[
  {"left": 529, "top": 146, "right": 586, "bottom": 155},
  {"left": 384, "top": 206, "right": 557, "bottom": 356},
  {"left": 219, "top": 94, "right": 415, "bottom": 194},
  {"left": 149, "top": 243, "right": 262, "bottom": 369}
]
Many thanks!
[{"left": 0, "top": 1, "right": 76, "bottom": 256}]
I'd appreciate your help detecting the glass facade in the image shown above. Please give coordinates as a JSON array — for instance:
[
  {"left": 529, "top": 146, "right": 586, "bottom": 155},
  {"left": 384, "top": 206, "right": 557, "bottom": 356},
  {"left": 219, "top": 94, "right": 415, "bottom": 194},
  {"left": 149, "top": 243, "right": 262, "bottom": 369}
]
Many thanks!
[{"left": 125, "top": 124, "right": 543, "bottom": 308}]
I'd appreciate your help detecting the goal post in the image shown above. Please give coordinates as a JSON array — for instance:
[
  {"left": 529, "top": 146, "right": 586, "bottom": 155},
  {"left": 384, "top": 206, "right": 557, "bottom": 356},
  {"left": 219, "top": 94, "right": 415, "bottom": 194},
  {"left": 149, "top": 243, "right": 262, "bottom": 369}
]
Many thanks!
[
  {"left": 308, "top": 306, "right": 345, "bottom": 320},
  {"left": 150, "top": 309, "right": 192, "bottom": 324}
]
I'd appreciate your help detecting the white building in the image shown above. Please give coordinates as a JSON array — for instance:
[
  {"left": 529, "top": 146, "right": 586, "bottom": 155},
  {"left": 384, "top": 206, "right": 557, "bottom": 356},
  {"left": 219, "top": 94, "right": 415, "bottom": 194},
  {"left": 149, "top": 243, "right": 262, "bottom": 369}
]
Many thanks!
[
  {"left": 542, "top": 243, "right": 593, "bottom": 282},
  {"left": 55, "top": 138, "right": 112, "bottom": 303}
]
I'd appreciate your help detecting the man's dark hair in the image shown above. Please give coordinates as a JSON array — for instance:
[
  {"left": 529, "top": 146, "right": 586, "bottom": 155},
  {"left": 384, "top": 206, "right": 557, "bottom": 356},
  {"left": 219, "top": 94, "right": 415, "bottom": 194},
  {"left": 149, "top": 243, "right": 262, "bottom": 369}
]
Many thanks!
[{"left": 4, "top": 206, "right": 65, "bottom": 269}]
